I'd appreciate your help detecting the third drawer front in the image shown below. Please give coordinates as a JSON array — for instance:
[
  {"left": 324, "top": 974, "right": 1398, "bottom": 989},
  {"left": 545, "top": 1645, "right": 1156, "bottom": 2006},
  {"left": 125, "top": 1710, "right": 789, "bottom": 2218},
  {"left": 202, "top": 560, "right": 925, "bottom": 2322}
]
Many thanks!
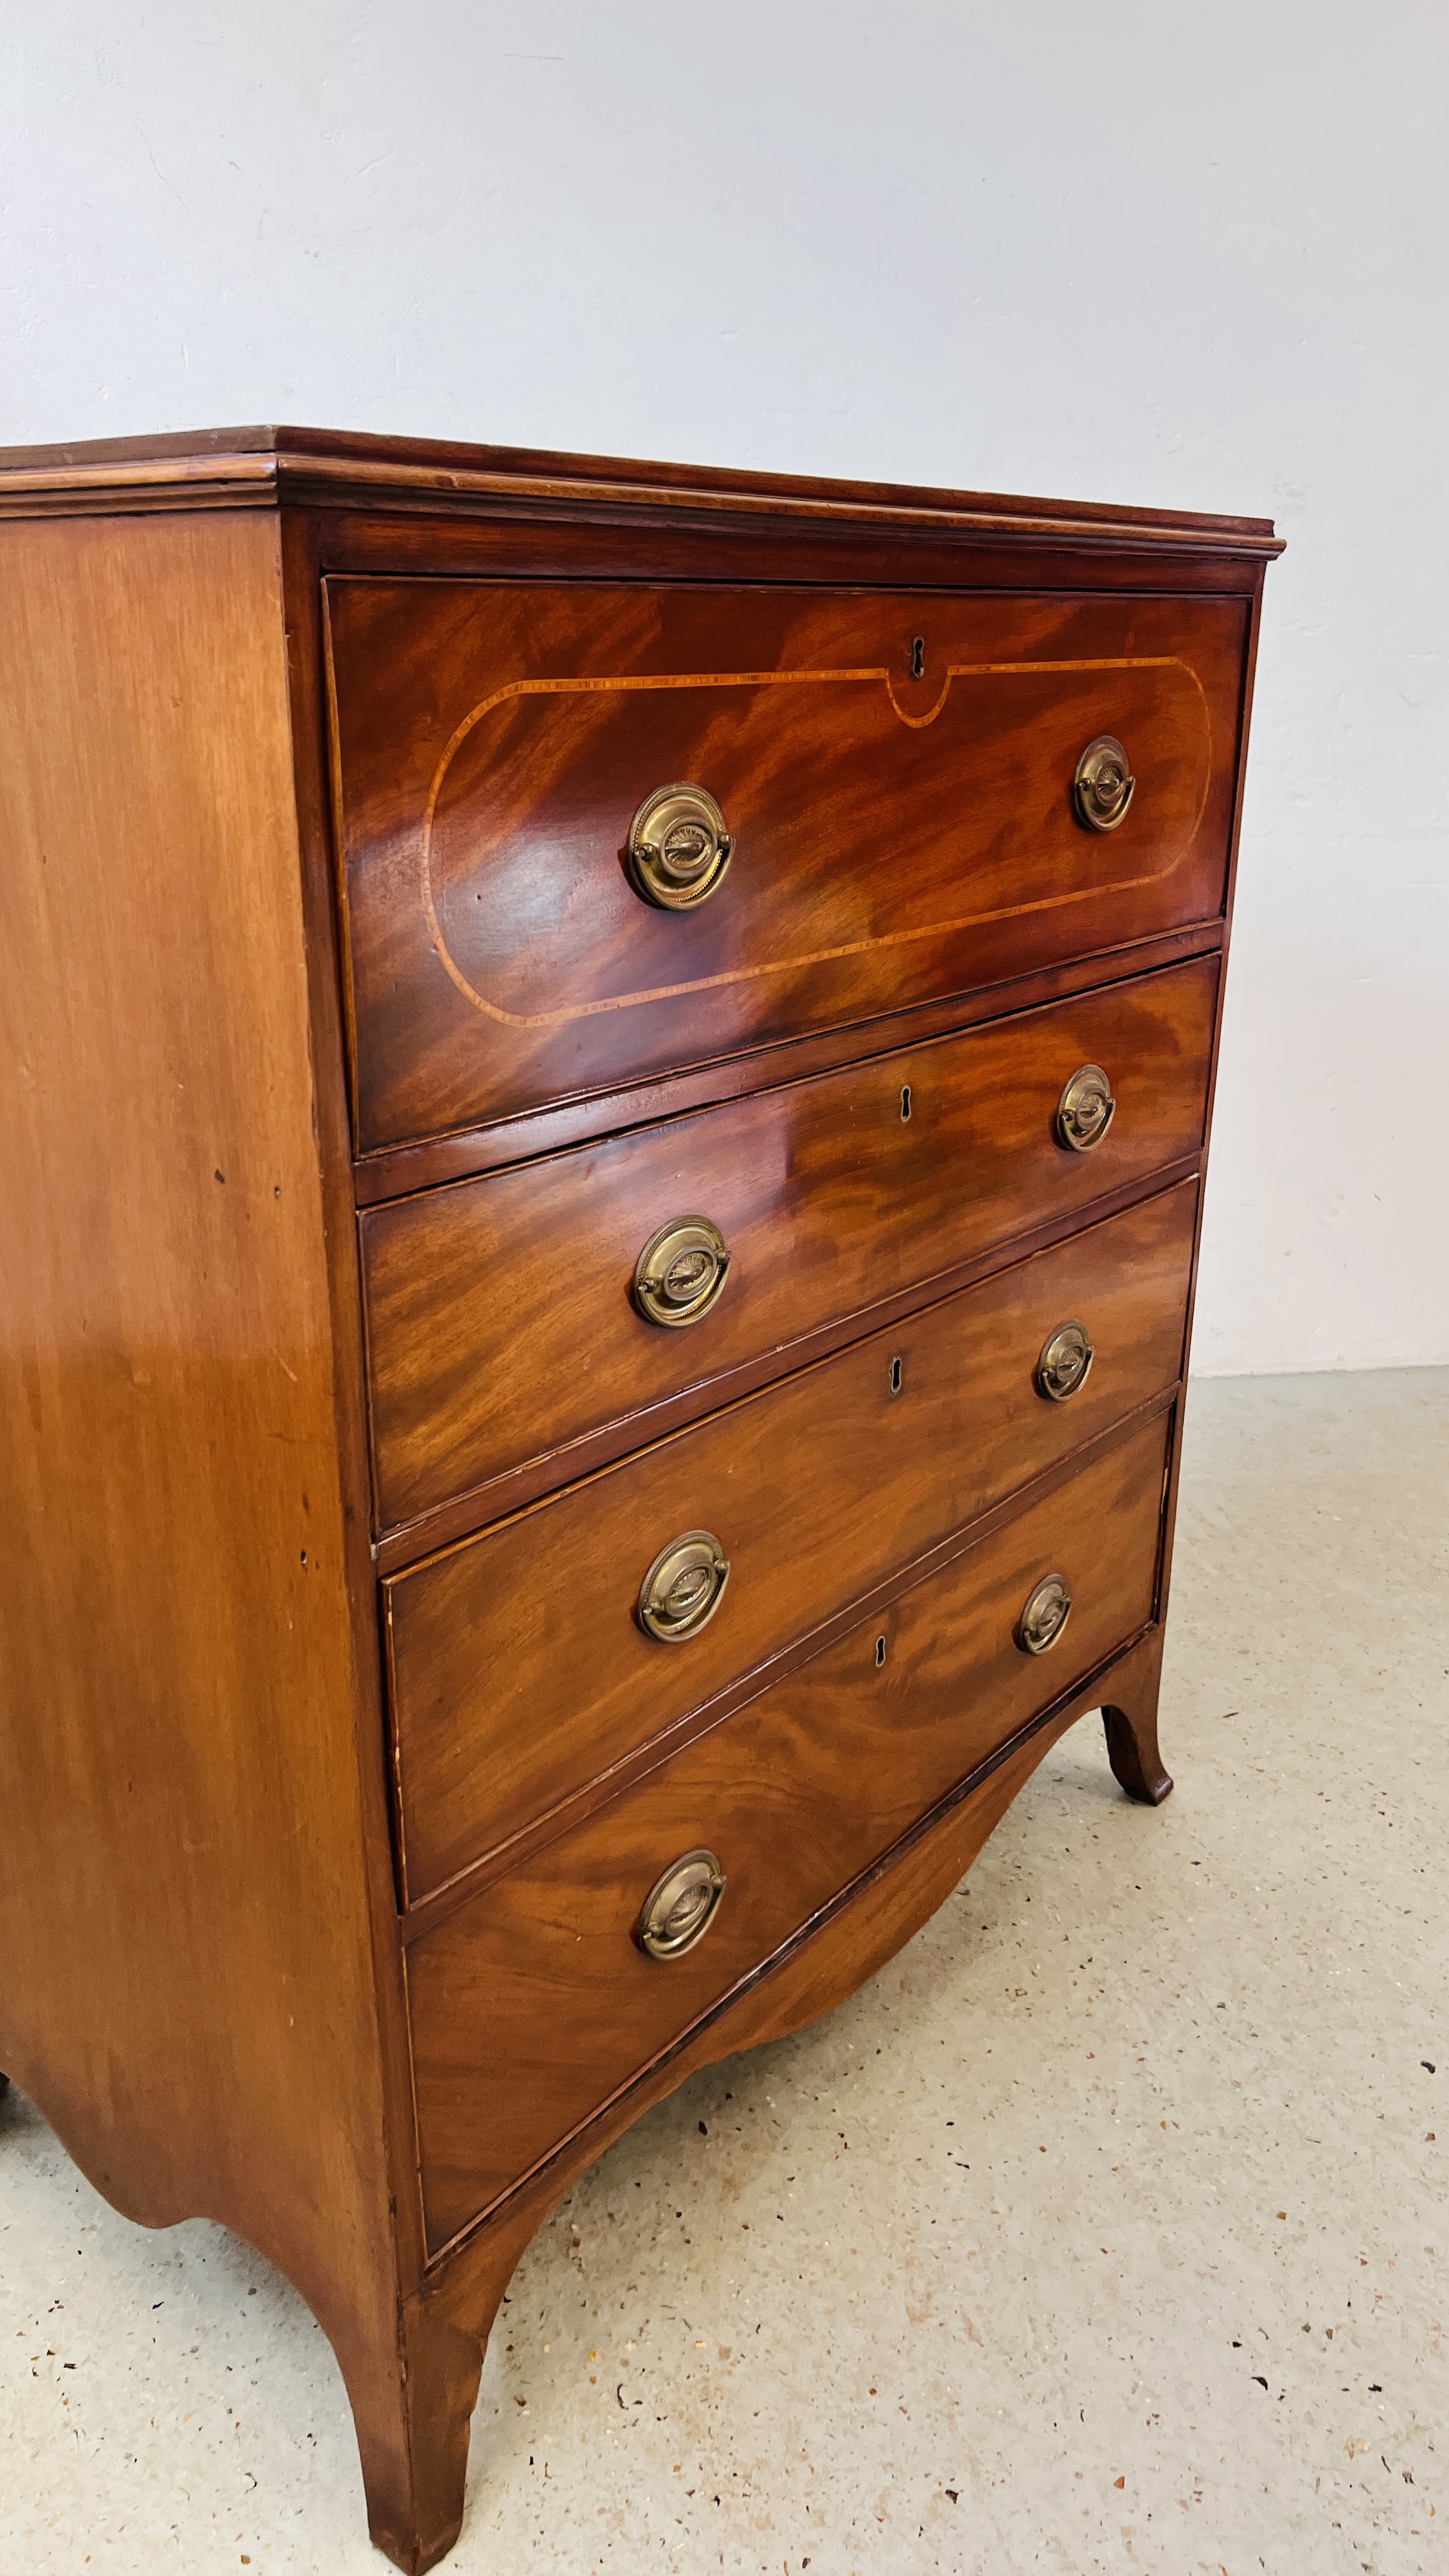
[
  {"left": 385, "top": 1178, "right": 1196, "bottom": 1908},
  {"left": 406, "top": 1408, "right": 1170, "bottom": 2254},
  {"left": 362, "top": 952, "right": 1217, "bottom": 1537}
]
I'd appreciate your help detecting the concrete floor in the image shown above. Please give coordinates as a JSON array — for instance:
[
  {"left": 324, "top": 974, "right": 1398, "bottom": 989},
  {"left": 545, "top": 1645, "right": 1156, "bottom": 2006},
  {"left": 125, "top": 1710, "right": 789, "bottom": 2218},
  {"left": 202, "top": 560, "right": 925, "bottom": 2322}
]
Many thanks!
[{"left": 3, "top": 1367, "right": 1446, "bottom": 2575}]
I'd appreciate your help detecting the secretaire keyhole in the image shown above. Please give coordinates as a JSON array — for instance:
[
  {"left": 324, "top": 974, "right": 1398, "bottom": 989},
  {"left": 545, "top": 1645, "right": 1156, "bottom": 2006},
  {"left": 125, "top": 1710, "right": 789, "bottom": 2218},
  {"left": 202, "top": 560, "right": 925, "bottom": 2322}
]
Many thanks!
[
  {"left": 889, "top": 1354, "right": 903, "bottom": 1397},
  {"left": 875, "top": 1634, "right": 887, "bottom": 1668},
  {"left": 900, "top": 1084, "right": 912, "bottom": 1120},
  {"left": 909, "top": 636, "right": 926, "bottom": 681}
]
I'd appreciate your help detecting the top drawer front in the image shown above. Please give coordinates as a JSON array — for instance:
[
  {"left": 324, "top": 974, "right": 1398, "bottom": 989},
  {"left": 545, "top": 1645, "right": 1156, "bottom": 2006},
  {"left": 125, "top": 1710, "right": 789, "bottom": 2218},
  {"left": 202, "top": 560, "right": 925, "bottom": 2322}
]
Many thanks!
[{"left": 326, "top": 581, "right": 1247, "bottom": 1151}]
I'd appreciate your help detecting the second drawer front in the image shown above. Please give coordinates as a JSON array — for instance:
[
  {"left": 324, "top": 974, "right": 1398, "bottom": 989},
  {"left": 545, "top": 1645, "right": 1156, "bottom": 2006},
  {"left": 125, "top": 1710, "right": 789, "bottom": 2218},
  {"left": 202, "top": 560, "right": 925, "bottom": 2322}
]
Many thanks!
[
  {"left": 407, "top": 1409, "right": 1170, "bottom": 2254},
  {"left": 385, "top": 1179, "right": 1195, "bottom": 1907},
  {"left": 362, "top": 954, "right": 1216, "bottom": 1536}
]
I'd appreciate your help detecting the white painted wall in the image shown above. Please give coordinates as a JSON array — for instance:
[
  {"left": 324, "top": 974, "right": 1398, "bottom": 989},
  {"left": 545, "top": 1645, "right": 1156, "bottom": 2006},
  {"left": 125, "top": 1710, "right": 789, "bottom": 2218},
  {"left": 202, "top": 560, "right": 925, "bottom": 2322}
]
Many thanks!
[{"left": 4, "top": 3, "right": 1445, "bottom": 1372}]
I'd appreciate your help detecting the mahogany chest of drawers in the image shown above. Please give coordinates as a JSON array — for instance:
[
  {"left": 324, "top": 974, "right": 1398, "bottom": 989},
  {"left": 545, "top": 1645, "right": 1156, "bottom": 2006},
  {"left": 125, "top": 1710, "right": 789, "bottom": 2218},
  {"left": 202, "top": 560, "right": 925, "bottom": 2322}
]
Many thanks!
[{"left": 0, "top": 427, "right": 1280, "bottom": 2569}]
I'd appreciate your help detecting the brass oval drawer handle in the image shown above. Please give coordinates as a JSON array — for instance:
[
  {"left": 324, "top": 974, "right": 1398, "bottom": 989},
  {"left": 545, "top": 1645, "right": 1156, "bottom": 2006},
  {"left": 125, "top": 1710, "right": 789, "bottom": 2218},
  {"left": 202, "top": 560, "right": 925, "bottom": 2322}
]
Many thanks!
[
  {"left": 626, "top": 782, "right": 733, "bottom": 910},
  {"left": 1036, "top": 1319, "right": 1095, "bottom": 1404},
  {"left": 1073, "top": 734, "right": 1135, "bottom": 832},
  {"left": 1055, "top": 1061, "right": 1116, "bottom": 1153},
  {"left": 1017, "top": 1572, "right": 1073, "bottom": 1657},
  {"left": 637, "top": 1848, "right": 726, "bottom": 1959},
  {"left": 638, "top": 1530, "right": 731, "bottom": 1643},
  {"left": 634, "top": 1216, "right": 732, "bottom": 1329}
]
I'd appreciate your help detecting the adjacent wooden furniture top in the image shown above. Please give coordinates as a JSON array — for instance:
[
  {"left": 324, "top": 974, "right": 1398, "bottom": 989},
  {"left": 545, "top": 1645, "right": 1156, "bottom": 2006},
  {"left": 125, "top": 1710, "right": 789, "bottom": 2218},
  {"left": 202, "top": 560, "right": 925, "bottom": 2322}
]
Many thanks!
[{"left": 0, "top": 424, "right": 1278, "bottom": 2574}]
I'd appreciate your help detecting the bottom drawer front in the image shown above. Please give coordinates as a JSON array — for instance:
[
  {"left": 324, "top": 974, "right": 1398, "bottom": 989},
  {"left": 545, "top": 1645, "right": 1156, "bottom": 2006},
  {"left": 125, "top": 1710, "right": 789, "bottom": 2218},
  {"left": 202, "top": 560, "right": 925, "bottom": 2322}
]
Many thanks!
[{"left": 408, "top": 1411, "right": 1169, "bottom": 2254}]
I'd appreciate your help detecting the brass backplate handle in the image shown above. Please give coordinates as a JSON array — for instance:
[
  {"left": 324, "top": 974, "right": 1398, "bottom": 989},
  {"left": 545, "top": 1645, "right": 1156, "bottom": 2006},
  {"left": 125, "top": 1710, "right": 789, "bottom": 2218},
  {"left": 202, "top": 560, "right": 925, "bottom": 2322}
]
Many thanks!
[
  {"left": 1036, "top": 1319, "right": 1095, "bottom": 1404},
  {"left": 634, "top": 1215, "right": 732, "bottom": 1329},
  {"left": 1017, "top": 1572, "right": 1073, "bottom": 1657},
  {"left": 637, "top": 1848, "right": 726, "bottom": 1959},
  {"left": 626, "top": 782, "right": 733, "bottom": 910},
  {"left": 1073, "top": 733, "right": 1135, "bottom": 832},
  {"left": 1055, "top": 1062, "right": 1117, "bottom": 1153},
  {"left": 638, "top": 1529, "right": 731, "bottom": 1643}
]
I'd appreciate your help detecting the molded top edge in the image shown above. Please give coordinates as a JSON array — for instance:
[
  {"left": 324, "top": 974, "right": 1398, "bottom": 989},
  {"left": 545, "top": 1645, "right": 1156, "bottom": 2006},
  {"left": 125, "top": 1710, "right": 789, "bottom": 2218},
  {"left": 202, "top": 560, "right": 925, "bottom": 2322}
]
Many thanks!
[{"left": 0, "top": 423, "right": 1285, "bottom": 553}]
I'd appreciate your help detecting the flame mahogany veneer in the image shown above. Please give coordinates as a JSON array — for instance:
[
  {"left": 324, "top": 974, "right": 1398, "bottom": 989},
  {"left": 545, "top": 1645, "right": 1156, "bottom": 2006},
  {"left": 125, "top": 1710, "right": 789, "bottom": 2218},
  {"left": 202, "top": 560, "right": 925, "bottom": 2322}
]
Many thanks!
[{"left": 0, "top": 425, "right": 1279, "bottom": 2572}]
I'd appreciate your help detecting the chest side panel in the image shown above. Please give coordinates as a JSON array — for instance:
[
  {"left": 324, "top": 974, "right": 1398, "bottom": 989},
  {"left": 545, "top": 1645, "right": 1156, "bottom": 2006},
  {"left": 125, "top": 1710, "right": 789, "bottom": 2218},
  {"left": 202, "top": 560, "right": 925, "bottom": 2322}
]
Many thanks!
[{"left": 0, "top": 507, "right": 401, "bottom": 2356}]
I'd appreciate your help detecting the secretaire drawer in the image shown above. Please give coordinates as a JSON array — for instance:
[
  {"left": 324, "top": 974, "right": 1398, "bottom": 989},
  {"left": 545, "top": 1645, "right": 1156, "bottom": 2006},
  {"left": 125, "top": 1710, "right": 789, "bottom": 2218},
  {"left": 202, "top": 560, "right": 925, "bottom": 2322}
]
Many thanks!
[
  {"left": 384, "top": 1179, "right": 1195, "bottom": 1908},
  {"left": 406, "top": 1407, "right": 1170, "bottom": 2251},
  {"left": 362, "top": 954, "right": 1216, "bottom": 1537},
  {"left": 326, "top": 579, "right": 1247, "bottom": 1150}
]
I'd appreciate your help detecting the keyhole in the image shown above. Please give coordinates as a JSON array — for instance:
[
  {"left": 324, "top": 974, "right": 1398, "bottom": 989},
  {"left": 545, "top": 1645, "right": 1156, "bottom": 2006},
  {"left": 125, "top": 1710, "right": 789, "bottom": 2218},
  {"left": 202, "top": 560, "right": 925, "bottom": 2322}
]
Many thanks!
[
  {"left": 889, "top": 1354, "right": 903, "bottom": 1397},
  {"left": 909, "top": 635, "right": 926, "bottom": 681},
  {"left": 875, "top": 1634, "right": 887, "bottom": 1668},
  {"left": 900, "top": 1084, "right": 912, "bottom": 1121}
]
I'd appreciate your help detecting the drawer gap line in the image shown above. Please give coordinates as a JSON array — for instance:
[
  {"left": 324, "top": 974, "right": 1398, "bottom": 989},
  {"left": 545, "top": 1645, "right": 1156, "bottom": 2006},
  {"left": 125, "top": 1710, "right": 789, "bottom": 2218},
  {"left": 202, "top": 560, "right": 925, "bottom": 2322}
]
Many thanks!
[
  {"left": 371, "top": 1163, "right": 1202, "bottom": 1569},
  {"left": 394, "top": 1385, "right": 1180, "bottom": 1938}
]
